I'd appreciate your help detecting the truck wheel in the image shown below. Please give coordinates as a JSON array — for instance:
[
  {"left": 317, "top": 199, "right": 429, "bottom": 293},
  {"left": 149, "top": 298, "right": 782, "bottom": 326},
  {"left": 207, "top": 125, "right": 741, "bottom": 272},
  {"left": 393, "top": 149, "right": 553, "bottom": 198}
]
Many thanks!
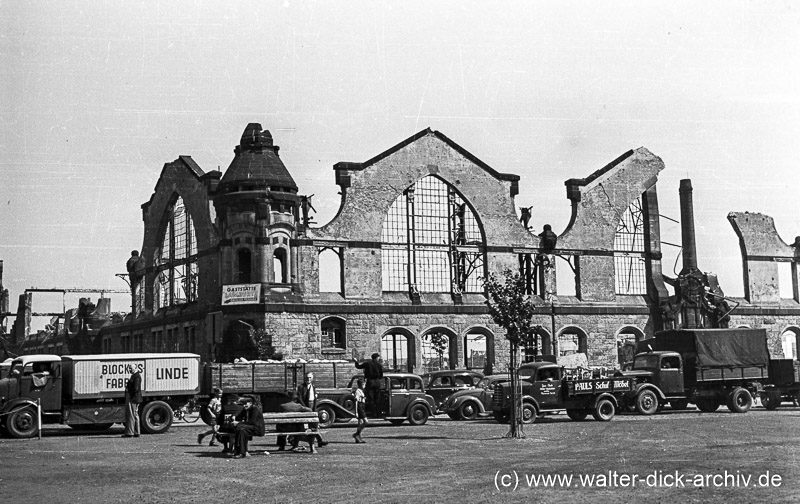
[
  {"left": 592, "top": 398, "right": 615, "bottom": 422},
  {"left": 521, "top": 402, "right": 537, "bottom": 424},
  {"left": 695, "top": 398, "right": 719, "bottom": 412},
  {"left": 493, "top": 410, "right": 509, "bottom": 424},
  {"left": 459, "top": 401, "right": 479, "bottom": 421},
  {"left": 669, "top": 399, "right": 689, "bottom": 411},
  {"left": 635, "top": 389, "right": 659, "bottom": 415},
  {"left": 566, "top": 409, "right": 588, "bottom": 421},
  {"left": 726, "top": 388, "right": 752, "bottom": 413},
  {"left": 7, "top": 407, "right": 39, "bottom": 438},
  {"left": 762, "top": 390, "right": 781, "bottom": 411},
  {"left": 316, "top": 405, "right": 336, "bottom": 429},
  {"left": 407, "top": 404, "right": 429, "bottom": 426},
  {"left": 140, "top": 401, "right": 173, "bottom": 434}
]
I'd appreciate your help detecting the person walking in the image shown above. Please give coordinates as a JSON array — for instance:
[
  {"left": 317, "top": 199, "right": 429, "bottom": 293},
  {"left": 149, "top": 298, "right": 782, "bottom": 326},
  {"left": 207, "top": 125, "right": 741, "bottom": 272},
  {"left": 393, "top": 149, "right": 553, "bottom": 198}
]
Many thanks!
[
  {"left": 123, "top": 368, "right": 142, "bottom": 438},
  {"left": 352, "top": 378, "right": 367, "bottom": 444},
  {"left": 353, "top": 352, "right": 383, "bottom": 417},
  {"left": 197, "top": 387, "right": 223, "bottom": 446},
  {"left": 233, "top": 396, "right": 265, "bottom": 458}
]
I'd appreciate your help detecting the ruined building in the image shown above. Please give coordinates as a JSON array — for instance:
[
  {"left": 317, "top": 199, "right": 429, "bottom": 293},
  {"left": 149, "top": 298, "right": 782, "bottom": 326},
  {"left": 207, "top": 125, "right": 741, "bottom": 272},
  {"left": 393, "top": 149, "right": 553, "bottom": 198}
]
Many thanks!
[{"left": 17, "top": 124, "right": 800, "bottom": 371}]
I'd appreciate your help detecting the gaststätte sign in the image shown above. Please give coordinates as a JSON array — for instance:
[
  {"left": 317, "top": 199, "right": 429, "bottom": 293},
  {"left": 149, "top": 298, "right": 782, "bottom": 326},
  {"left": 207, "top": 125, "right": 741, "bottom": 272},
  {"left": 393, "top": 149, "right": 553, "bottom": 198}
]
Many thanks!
[{"left": 222, "top": 284, "right": 261, "bottom": 305}]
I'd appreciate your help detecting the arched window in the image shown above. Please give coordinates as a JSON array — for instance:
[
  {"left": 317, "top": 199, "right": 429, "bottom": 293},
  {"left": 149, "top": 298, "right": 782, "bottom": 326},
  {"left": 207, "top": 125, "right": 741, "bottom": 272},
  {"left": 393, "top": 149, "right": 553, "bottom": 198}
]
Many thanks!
[
  {"left": 381, "top": 332, "right": 409, "bottom": 371},
  {"left": 558, "top": 327, "right": 588, "bottom": 357},
  {"left": 616, "top": 326, "right": 644, "bottom": 366},
  {"left": 464, "top": 332, "right": 487, "bottom": 370},
  {"left": 614, "top": 196, "right": 647, "bottom": 295},
  {"left": 782, "top": 328, "right": 800, "bottom": 360},
  {"left": 381, "top": 176, "right": 485, "bottom": 294},
  {"left": 155, "top": 196, "right": 198, "bottom": 309},
  {"left": 237, "top": 248, "right": 252, "bottom": 283},
  {"left": 318, "top": 248, "right": 343, "bottom": 293},
  {"left": 421, "top": 331, "right": 452, "bottom": 373},
  {"left": 321, "top": 317, "right": 346, "bottom": 349},
  {"left": 273, "top": 248, "right": 287, "bottom": 283}
]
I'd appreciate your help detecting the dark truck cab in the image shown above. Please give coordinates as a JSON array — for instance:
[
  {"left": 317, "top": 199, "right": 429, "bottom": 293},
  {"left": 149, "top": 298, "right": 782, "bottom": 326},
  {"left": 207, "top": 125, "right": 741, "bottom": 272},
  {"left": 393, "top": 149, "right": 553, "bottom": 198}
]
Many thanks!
[
  {"left": 616, "top": 328, "right": 771, "bottom": 414},
  {"left": 492, "top": 362, "right": 634, "bottom": 424}
]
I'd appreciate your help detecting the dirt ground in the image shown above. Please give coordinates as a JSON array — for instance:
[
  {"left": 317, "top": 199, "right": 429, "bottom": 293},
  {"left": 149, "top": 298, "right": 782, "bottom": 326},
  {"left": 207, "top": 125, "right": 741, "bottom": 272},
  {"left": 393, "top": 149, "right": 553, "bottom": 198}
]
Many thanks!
[{"left": 1, "top": 406, "right": 799, "bottom": 503}]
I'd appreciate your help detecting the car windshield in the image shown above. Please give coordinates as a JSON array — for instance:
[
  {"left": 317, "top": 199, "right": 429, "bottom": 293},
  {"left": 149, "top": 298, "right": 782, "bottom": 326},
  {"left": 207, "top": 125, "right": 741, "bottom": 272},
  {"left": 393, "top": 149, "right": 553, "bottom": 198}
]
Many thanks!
[{"left": 632, "top": 355, "right": 660, "bottom": 370}]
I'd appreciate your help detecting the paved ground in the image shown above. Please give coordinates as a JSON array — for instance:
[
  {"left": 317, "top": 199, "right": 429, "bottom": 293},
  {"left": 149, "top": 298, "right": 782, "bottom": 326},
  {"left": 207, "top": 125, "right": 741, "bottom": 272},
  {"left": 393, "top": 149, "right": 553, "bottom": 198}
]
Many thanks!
[{"left": 1, "top": 406, "right": 799, "bottom": 503}]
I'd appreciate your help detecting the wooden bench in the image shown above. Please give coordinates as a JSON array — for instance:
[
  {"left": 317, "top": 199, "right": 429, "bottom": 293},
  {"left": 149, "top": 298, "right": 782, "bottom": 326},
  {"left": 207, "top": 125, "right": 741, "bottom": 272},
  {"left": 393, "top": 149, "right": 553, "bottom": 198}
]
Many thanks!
[{"left": 216, "top": 412, "right": 323, "bottom": 449}]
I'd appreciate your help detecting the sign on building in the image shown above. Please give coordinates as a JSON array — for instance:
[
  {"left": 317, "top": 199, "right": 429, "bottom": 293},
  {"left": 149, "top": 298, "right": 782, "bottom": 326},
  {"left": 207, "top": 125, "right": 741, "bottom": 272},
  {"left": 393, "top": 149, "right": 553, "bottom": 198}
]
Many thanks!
[{"left": 222, "top": 284, "right": 261, "bottom": 305}]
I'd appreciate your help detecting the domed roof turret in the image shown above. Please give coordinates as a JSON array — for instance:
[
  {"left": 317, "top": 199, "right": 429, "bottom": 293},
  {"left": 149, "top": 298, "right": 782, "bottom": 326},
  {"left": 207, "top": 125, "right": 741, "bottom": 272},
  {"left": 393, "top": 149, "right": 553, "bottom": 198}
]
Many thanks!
[{"left": 218, "top": 123, "right": 297, "bottom": 193}]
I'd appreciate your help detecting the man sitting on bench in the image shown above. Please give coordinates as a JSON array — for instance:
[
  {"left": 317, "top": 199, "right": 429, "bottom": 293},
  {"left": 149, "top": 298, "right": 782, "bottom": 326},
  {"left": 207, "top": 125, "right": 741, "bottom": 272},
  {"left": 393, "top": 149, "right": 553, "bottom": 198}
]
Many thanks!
[
  {"left": 277, "top": 392, "right": 326, "bottom": 453},
  {"left": 233, "top": 396, "right": 265, "bottom": 458}
]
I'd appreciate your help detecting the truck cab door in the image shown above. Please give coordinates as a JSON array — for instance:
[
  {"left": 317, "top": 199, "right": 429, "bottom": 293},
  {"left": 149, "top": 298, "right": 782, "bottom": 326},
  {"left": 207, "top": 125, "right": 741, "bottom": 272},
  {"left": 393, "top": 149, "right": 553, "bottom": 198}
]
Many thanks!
[
  {"left": 658, "top": 355, "right": 684, "bottom": 395},
  {"left": 19, "top": 361, "right": 62, "bottom": 411},
  {"left": 532, "top": 368, "right": 562, "bottom": 408}
]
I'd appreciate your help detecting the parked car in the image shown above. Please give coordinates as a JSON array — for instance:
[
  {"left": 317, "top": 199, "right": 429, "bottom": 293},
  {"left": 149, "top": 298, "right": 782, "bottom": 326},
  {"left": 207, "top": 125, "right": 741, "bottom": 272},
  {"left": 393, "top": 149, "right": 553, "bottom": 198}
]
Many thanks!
[
  {"left": 421, "top": 369, "right": 484, "bottom": 412},
  {"left": 314, "top": 373, "right": 436, "bottom": 427},
  {"left": 441, "top": 374, "right": 510, "bottom": 420}
]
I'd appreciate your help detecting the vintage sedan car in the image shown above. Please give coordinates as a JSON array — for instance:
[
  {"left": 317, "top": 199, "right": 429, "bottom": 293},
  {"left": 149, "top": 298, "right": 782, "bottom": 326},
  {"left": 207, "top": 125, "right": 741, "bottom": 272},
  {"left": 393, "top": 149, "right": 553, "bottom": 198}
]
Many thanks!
[
  {"left": 421, "top": 369, "right": 484, "bottom": 412},
  {"left": 314, "top": 372, "right": 436, "bottom": 427},
  {"left": 441, "top": 374, "right": 510, "bottom": 420}
]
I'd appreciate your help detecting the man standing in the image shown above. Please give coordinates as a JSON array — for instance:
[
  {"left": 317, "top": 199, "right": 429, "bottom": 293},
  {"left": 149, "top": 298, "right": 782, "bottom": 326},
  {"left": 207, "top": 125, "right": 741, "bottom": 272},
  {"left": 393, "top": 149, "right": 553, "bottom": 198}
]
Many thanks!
[
  {"left": 298, "top": 372, "right": 317, "bottom": 410},
  {"left": 123, "top": 368, "right": 142, "bottom": 438},
  {"left": 233, "top": 396, "right": 265, "bottom": 458},
  {"left": 353, "top": 352, "right": 383, "bottom": 417}
]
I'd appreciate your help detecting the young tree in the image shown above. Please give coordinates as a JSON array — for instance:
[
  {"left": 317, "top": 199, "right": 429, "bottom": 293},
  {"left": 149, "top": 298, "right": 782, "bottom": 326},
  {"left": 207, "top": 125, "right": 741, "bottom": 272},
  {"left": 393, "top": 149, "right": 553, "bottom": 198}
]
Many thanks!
[{"left": 484, "top": 269, "right": 538, "bottom": 438}]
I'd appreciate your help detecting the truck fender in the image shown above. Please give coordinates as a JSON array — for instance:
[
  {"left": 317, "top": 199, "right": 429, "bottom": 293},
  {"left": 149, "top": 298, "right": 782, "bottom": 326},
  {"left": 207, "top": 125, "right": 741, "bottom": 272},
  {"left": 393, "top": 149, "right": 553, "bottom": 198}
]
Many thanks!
[
  {"left": 634, "top": 383, "right": 666, "bottom": 401},
  {"left": 520, "top": 395, "right": 540, "bottom": 413},
  {"left": 0, "top": 398, "right": 39, "bottom": 415}
]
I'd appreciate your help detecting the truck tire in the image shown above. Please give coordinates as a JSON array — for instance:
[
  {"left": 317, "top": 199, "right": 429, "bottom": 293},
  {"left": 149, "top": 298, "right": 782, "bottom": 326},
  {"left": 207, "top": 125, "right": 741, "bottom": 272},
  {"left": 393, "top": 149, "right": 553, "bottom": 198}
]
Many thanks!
[
  {"left": 521, "top": 402, "right": 537, "bottom": 424},
  {"left": 726, "top": 388, "right": 752, "bottom": 413},
  {"left": 669, "top": 399, "right": 689, "bottom": 411},
  {"left": 592, "top": 398, "right": 615, "bottom": 422},
  {"left": 695, "top": 398, "right": 719, "bottom": 412},
  {"left": 493, "top": 410, "right": 510, "bottom": 424},
  {"left": 635, "top": 389, "right": 659, "bottom": 415},
  {"left": 407, "top": 404, "right": 429, "bottom": 426},
  {"left": 316, "top": 404, "right": 336, "bottom": 429},
  {"left": 566, "top": 409, "right": 589, "bottom": 421},
  {"left": 6, "top": 407, "right": 39, "bottom": 438},
  {"left": 140, "top": 401, "right": 173, "bottom": 434},
  {"left": 762, "top": 390, "right": 781, "bottom": 411}
]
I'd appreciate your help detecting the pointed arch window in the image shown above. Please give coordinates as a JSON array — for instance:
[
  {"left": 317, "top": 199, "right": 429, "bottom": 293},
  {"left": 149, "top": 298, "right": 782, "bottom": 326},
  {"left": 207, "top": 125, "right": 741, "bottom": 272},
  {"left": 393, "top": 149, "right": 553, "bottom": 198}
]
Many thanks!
[
  {"left": 614, "top": 196, "right": 647, "bottom": 295},
  {"left": 381, "top": 176, "right": 485, "bottom": 293},
  {"left": 155, "top": 196, "right": 198, "bottom": 308}
]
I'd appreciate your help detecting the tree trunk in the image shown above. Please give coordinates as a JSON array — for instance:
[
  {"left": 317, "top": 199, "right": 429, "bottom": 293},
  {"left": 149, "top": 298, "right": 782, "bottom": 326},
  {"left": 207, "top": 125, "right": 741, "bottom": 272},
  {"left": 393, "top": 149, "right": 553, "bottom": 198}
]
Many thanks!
[{"left": 505, "top": 341, "right": 525, "bottom": 438}]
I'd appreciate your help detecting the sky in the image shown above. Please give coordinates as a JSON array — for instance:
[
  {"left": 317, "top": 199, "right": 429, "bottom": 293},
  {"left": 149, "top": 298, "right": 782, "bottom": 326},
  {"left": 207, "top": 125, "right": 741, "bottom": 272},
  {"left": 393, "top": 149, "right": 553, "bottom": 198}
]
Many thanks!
[{"left": 1, "top": 1, "right": 799, "bottom": 330}]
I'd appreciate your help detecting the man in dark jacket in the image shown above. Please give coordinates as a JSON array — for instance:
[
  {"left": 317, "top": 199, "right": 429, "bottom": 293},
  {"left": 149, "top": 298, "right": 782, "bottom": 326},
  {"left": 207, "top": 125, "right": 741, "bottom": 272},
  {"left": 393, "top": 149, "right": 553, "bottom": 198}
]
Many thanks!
[
  {"left": 233, "top": 396, "right": 265, "bottom": 458},
  {"left": 354, "top": 353, "right": 384, "bottom": 417},
  {"left": 216, "top": 394, "right": 243, "bottom": 454},
  {"left": 123, "top": 369, "right": 142, "bottom": 437}
]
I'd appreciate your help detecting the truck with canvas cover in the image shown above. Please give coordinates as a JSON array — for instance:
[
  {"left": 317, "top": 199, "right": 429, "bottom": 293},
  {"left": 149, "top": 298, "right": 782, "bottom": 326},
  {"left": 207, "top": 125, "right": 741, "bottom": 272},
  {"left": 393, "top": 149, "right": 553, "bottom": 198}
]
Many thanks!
[
  {"left": 492, "top": 362, "right": 635, "bottom": 424},
  {"left": 617, "top": 328, "right": 771, "bottom": 414},
  {"left": 0, "top": 353, "right": 200, "bottom": 438}
]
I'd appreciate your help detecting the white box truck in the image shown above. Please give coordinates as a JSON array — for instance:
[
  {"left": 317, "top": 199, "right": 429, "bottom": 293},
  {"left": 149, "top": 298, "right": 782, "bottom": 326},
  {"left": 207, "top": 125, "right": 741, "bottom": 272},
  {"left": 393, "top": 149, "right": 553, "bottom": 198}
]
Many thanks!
[{"left": 0, "top": 353, "right": 199, "bottom": 438}]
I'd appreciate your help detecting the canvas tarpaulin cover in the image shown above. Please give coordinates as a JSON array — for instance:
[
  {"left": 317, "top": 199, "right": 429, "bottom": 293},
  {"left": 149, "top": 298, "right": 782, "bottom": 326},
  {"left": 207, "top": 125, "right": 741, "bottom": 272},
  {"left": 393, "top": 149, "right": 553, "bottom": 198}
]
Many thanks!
[{"left": 655, "top": 329, "right": 769, "bottom": 368}]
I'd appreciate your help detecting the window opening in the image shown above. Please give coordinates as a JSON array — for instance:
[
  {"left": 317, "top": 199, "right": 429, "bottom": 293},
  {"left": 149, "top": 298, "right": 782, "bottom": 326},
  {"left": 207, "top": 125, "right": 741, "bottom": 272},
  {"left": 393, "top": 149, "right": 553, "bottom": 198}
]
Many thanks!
[
  {"left": 321, "top": 317, "right": 346, "bottom": 349},
  {"left": 381, "top": 176, "right": 484, "bottom": 294},
  {"left": 238, "top": 248, "right": 252, "bottom": 283},
  {"left": 273, "top": 248, "right": 287, "bottom": 283},
  {"left": 154, "top": 196, "right": 198, "bottom": 308},
  {"left": 421, "top": 331, "right": 450, "bottom": 373},
  {"left": 381, "top": 333, "right": 408, "bottom": 371},
  {"left": 614, "top": 197, "right": 647, "bottom": 295},
  {"left": 464, "top": 333, "right": 486, "bottom": 370}
]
